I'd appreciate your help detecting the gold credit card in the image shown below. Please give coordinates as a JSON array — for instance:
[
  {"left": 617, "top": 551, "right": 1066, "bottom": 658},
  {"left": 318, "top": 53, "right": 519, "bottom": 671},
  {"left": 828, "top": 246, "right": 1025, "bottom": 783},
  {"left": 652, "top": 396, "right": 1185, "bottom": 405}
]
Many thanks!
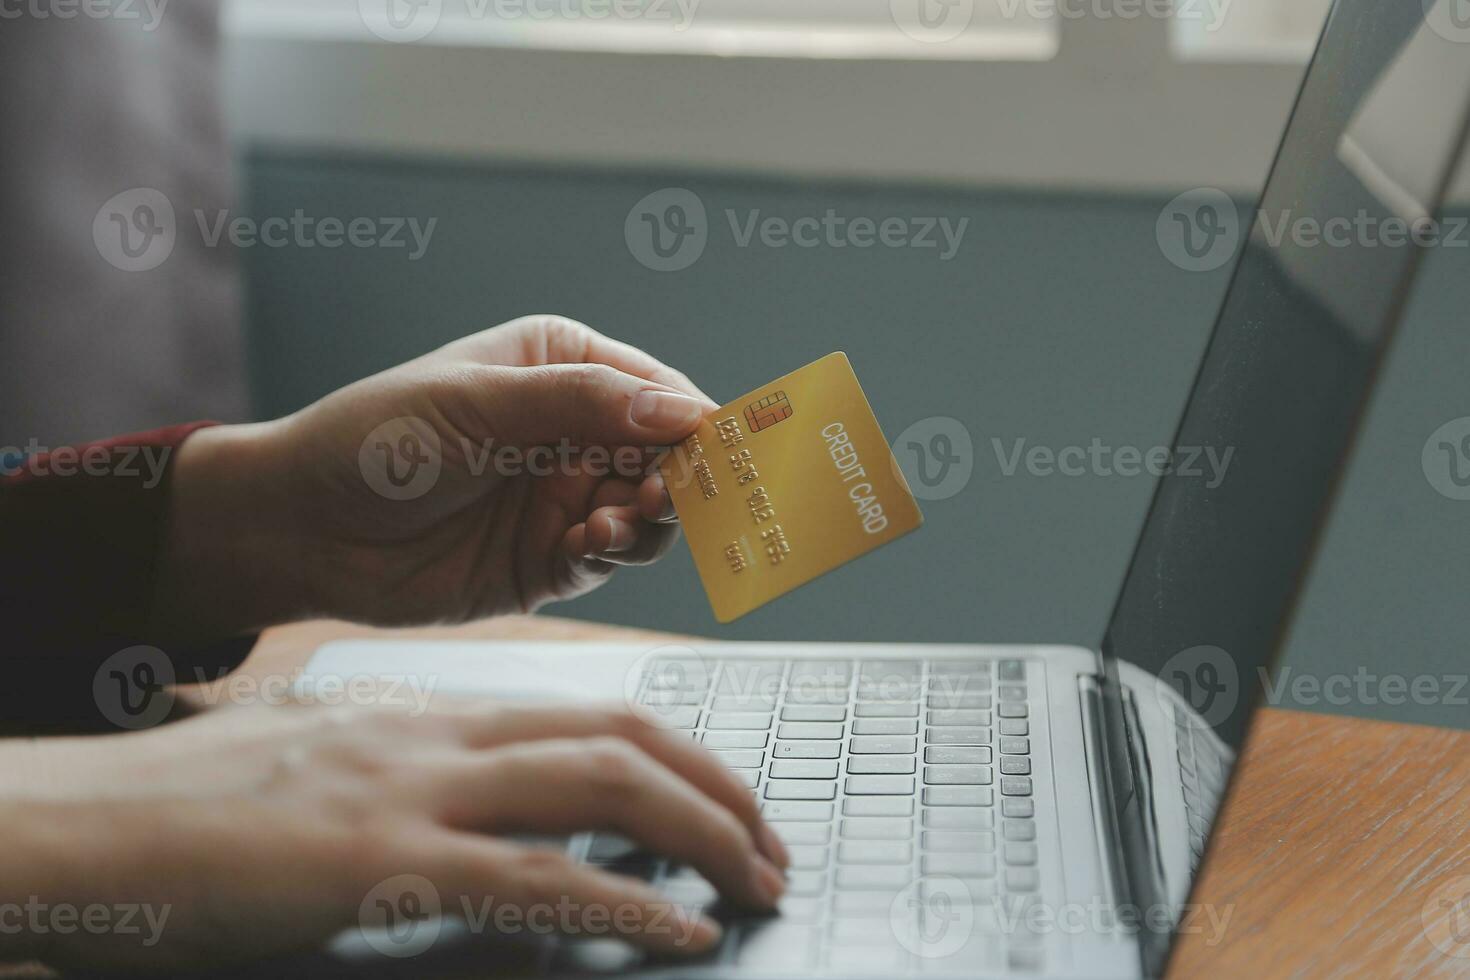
[{"left": 661, "top": 352, "right": 923, "bottom": 622}]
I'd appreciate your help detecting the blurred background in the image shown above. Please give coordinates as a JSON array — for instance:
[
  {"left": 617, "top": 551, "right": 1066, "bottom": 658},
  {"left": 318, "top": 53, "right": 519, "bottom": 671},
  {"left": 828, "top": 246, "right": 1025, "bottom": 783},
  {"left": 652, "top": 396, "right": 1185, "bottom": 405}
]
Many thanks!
[{"left": 5, "top": 0, "right": 1468, "bottom": 728}]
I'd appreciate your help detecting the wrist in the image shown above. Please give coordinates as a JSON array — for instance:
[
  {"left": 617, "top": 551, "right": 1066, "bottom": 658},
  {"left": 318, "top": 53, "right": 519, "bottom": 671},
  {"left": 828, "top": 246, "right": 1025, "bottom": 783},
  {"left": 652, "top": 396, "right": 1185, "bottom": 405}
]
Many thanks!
[{"left": 151, "top": 420, "right": 312, "bottom": 642}]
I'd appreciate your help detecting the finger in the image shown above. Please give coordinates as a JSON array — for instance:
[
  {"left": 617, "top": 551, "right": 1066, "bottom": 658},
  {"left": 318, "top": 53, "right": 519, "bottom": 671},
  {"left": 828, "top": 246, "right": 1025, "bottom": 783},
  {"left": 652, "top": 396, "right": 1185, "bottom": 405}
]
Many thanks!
[
  {"left": 440, "top": 738, "right": 785, "bottom": 910},
  {"left": 593, "top": 520, "right": 681, "bottom": 568},
  {"left": 591, "top": 478, "right": 640, "bottom": 511},
  {"left": 638, "top": 472, "right": 679, "bottom": 524},
  {"left": 464, "top": 363, "right": 709, "bottom": 451},
  {"left": 580, "top": 505, "right": 642, "bottom": 556},
  {"left": 529, "top": 316, "right": 720, "bottom": 408},
  {"left": 426, "top": 835, "right": 723, "bottom": 956},
  {"left": 443, "top": 705, "right": 787, "bottom": 870},
  {"left": 550, "top": 528, "right": 618, "bottom": 597}
]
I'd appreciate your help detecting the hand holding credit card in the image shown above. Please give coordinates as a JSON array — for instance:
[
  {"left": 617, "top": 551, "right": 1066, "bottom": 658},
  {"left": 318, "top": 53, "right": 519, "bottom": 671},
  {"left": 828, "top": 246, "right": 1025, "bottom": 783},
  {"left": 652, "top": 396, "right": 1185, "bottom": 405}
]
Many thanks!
[{"left": 660, "top": 352, "right": 923, "bottom": 622}]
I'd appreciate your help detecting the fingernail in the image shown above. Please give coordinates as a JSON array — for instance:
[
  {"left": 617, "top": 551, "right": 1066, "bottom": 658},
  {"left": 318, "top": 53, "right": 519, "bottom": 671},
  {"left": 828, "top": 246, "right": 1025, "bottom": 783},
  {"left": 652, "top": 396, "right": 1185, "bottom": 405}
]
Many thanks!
[
  {"left": 758, "top": 824, "right": 791, "bottom": 870},
  {"left": 750, "top": 858, "right": 786, "bottom": 907},
  {"left": 631, "top": 389, "right": 705, "bottom": 431},
  {"left": 658, "top": 488, "right": 677, "bottom": 522},
  {"left": 601, "top": 516, "right": 637, "bottom": 553}
]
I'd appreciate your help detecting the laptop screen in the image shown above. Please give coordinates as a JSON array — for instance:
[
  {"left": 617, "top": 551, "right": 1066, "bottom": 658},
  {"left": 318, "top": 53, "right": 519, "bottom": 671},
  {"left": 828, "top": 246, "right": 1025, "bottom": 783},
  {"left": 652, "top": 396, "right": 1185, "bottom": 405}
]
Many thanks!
[{"left": 1094, "top": 0, "right": 1470, "bottom": 965}]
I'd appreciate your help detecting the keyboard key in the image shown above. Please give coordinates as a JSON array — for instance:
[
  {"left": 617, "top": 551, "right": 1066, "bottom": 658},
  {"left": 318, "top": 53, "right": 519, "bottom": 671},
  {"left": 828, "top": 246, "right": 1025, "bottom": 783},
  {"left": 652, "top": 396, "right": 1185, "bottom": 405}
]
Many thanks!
[
  {"left": 1000, "top": 757, "right": 1032, "bottom": 775},
  {"left": 785, "top": 871, "right": 828, "bottom": 896},
  {"left": 924, "top": 765, "right": 993, "bottom": 785},
  {"left": 924, "top": 786, "right": 993, "bottom": 806},
  {"left": 733, "top": 770, "right": 759, "bottom": 788},
  {"left": 922, "top": 808, "right": 992, "bottom": 829},
  {"left": 762, "top": 802, "right": 834, "bottom": 821},
  {"left": 787, "top": 845, "right": 830, "bottom": 869},
  {"left": 845, "top": 776, "right": 916, "bottom": 796},
  {"left": 781, "top": 706, "right": 846, "bottom": 722},
  {"left": 847, "top": 755, "right": 916, "bottom": 775},
  {"left": 766, "top": 781, "right": 837, "bottom": 801},
  {"left": 836, "top": 867, "right": 912, "bottom": 890},
  {"left": 999, "top": 737, "right": 1030, "bottom": 755},
  {"left": 703, "top": 732, "right": 768, "bottom": 749},
  {"left": 997, "top": 703, "right": 1028, "bottom": 719},
  {"left": 1000, "top": 777, "right": 1033, "bottom": 797},
  {"left": 1003, "top": 820, "right": 1036, "bottom": 842},
  {"left": 852, "top": 718, "right": 919, "bottom": 736},
  {"left": 790, "top": 660, "right": 852, "bottom": 684},
  {"left": 922, "top": 831, "right": 994, "bottom": 852},
  {"left": 771, "top": 822, "right": 831, "bottom": 845},
  {"left": 776, "top": 896, "right": 823, "bottom": 922},
  {"left": 923, "top": 852, "right": 994, "bottom": 876},
  {"left": 838, "top": 841, "right": 912, "bottom": 864},
  {"left": 785, "top": 688, "right": 850, "bottom": 705},
  {"left": 998, "top": 660, "right": 1026, "bottom": 682},
  {"left": 840, "top": 818, "right": 913, "bottom": 840},
  {"left": 998, "top": 719, "right": 1030, "bottom": 737},
  {"left": 1001, "top": 798, "right": 1035, "bottom": 818},
  {"left": 769, "top": 760, "right": 839, "bottom": 780},
  {"left": 850, "top": 736, "right": 918, "bottom": 754},
  {"left": 550, "top": 938, "right": 642, "bottom": 973},
  {"left": 843, "top": 797, "right": 914, "bottom": 817},
  {"left": 718, "top": 661, "right": 785, "bottom": 696},
  {"left": 713, "top": 750, "right": 765, "bottom": 769},
  {"left": 778, "top": 722, "right": 845, "bottom": 740},
  {"left": 922, "top": 876, "right": 996, "bottom": 904},
  {"left": 706, "top": 712, "right": 772, "bottom": 730},
  {"left": 925, "top": 746, "right": 991, "bottom": 764},
  {"left": 712, "top": 695, "right": 777, "bottom": 711},
  {"left": 775, "top": 741, "right": 841, "bottom": 759},
  {"left": 652, "top": 707, "right": 701, "bottom": 729},
  {"left": 855, "top": 703, "right": 920, "bottom": 718},
  {"left": 926, "top": 694, "right": 992, "bottom": 709},
  {"left": 925, "top": 727, "right": 990, "bottom": 745},
  {"left": 1005, "top": 867, "right": 1040, "bottom": 891},
  {"left": 641, "top": 689, "right": 705, "bottom": 706},
  {"left": 831, "top": 892, "right": 895, "bottom": 915},
  {"left": 927, "top": 710, "right": 992, "bottom": 727},
  {"left": 930, "top": 661, "right": 987, "bottom": 675},
  {"left": 585, "top": 833, "right": 639, "bottom": 862},
  {"left": 1004, "top": 843, "right": 1038, "bottom": 866}
]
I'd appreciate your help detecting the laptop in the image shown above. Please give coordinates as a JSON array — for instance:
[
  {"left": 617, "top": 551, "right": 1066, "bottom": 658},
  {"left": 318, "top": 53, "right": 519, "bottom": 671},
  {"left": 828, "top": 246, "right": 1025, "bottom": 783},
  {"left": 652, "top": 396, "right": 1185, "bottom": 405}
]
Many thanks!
[{"left": 300, "top": 1, "right": 1470, "bottom": 976}]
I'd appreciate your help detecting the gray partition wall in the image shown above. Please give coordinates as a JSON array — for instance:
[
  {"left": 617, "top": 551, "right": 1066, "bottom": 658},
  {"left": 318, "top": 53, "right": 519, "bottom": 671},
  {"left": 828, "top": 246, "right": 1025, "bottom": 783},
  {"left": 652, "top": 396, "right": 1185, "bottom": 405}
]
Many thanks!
[{"left": 243, "top": 152, "right": 1470, "bottom": 730}]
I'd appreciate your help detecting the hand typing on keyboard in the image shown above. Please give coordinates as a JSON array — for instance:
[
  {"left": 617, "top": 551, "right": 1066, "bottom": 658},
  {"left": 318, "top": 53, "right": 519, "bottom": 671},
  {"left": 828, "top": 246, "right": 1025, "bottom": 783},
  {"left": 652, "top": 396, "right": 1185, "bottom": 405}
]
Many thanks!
[{"left": 0, "top": 700, "right": 789, "bottom": 970}]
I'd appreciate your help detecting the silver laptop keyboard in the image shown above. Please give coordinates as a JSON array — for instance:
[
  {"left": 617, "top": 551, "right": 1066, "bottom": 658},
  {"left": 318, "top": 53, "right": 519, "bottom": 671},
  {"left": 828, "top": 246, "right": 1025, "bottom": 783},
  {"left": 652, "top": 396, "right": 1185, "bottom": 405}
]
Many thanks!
[
  {"left": 558, "top": 656, "right": 1053, "bottom": 976},
  {"left": 1173, "top": 707, "right": 1230, "bottom": 868}
]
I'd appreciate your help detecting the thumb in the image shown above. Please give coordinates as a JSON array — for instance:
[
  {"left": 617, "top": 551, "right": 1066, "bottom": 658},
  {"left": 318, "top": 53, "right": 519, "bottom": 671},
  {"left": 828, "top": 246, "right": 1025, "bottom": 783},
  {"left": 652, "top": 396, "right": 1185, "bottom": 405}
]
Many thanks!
[{"left": 466, "top": 363, "right": 712, "bottom": 449}]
